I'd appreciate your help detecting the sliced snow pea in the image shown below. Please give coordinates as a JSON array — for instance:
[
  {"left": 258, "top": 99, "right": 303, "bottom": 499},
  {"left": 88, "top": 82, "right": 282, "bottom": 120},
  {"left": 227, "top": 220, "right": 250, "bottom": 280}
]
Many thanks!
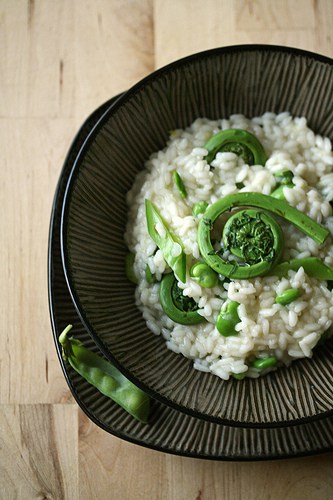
[
  {"left": 216, "top": 301, "right": 240, "bottom": 336},
  {"left": 204, "top": 129, "right": 268, "bottom": 166},
  {"left": 145, "top": 199, "right": 186, "bottom": 283},
  {"left": 173, "top": 171, "right": 188, "bottom": 198},
  {"left": 59, "top": 325, "right": 150, "bottom": 424},
  {"left": 159, "top": 273, "right": 205, "bottom": 325}
]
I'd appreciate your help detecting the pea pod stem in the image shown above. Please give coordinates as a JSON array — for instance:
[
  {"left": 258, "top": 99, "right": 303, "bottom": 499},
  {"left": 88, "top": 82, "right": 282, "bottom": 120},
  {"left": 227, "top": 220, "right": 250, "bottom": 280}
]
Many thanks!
[
  {"left": 59, "top": 325, "right": 150, "bottom": 424},
  {"left": 145, "top": 199, "right": 186, "bottom": 282}
]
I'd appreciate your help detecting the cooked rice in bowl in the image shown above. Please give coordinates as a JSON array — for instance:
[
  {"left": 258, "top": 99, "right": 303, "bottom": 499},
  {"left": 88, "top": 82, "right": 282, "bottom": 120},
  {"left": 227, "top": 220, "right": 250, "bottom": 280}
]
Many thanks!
[{"left": 125, "top": 112, "right": 333, "bottom": 381}]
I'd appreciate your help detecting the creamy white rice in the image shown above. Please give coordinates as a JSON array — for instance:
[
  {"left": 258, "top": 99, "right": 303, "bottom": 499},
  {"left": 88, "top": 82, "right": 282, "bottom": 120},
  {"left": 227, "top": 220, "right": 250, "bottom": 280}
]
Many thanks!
[{"left": 125, "top": 112, "right": 333, "bottom": 380}]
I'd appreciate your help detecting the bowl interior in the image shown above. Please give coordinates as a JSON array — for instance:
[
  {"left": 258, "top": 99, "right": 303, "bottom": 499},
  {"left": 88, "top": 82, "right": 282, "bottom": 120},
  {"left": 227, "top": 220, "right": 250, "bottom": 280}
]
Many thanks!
[{"left": 62, "top": 45, "right": 333, "bottom": 426}]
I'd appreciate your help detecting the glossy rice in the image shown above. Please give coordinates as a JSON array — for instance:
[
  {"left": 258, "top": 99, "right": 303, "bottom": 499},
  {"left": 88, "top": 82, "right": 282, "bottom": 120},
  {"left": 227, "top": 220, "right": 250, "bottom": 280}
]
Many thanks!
[{"left": 125, "top": 112, "right": 333, "bottom": 379}]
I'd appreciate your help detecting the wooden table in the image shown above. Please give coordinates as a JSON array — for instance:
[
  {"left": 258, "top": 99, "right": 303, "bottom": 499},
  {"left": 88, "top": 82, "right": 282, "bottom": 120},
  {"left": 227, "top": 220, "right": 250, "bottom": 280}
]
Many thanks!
[{"left": 2, "top": 1, "right": 333, "bottom": 498}]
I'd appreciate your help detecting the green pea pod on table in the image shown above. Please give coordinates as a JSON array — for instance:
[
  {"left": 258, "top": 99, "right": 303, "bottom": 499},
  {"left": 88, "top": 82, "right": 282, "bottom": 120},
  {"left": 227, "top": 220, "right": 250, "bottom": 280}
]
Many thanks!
[
  {"left": 145, "top": 199, "right": 187, "bottom": 283},
  {"left": 59, "top": 325, "right": 150, "bottom": 424}
]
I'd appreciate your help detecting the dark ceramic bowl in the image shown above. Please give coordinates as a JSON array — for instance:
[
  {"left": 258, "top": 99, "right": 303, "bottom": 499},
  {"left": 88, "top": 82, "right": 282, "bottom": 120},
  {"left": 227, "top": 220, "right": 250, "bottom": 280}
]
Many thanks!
[{"left": 61, "top": 45, "right": 333, "bottom": 427}]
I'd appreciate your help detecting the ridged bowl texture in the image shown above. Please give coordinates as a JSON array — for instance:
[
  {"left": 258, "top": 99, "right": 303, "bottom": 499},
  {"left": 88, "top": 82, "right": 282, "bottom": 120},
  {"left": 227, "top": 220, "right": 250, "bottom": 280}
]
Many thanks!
[{"left": 61, "top": 45, "right": 333, "bottom": 427}]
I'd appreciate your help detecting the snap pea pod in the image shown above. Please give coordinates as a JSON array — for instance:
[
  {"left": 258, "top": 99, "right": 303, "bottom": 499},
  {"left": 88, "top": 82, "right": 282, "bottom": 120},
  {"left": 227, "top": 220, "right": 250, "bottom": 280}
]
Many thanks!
[
  {"left": 197, "top": 192, "right": 330, "bottom": 279},
  {"left": 59, "top": 325, "right": 150, "bottom": 424},
  {"left": 159, "top": 273, "right": 205, "bottom": 325},
  {"left": 204, "top": 129, "right": 268, "bottom": 165},
  {"left": 270, "top": 257, "right": 333, "bottom": 280},
  {"left": 145, "top": 199, "right": 186, "bottom": 282},
  {"left": 216, "top": 301, "right": 240, "bottom": 336}
]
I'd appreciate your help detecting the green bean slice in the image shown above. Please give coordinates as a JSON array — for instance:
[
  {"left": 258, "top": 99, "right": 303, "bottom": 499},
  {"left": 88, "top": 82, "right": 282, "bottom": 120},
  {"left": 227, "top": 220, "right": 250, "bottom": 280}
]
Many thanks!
[{"left": 173, "top": 170, "right": 188, "bottom": 198}]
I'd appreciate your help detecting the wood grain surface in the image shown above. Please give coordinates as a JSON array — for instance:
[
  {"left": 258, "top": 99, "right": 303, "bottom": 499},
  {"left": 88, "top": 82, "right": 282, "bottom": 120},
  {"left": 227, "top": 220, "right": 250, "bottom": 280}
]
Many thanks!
[{"left": 1, "top": 1, "right": 333, "bottom": 498}]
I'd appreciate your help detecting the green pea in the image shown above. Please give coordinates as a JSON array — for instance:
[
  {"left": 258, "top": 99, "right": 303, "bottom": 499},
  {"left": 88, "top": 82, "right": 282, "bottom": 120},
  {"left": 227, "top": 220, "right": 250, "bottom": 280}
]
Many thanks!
[
  {"left": 252, "top": 356, "right": 278, "bottom": 370},
  {"left": 216, "top": 301, "right": 240, "bottom": 336},
  {"left": 173, "top": 170, "right": 187, "bottom": 198},
  {"left": 190, "top": 262, "right": 218, "bottom": 288},
  {"left": 192, "top": 201, "right": 208, "bottom": 217},
  {"left": 125, "top": 252, "right": 138, "bottom": 284},
  {"left": 275, "top": 288, "right": 301, "bottom": 305}
]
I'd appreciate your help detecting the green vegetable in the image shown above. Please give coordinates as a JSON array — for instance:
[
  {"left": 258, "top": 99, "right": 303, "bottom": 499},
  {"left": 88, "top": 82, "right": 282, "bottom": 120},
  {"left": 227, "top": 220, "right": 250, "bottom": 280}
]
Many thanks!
[
  {"left": 274, "top": 170, "right": 294, "bottom": 185},
  {"left": 59, "top": 325, "right": 150, "bottom": 423},
  {"left": 159, "top": 273, "right": 205, "bottom": 325},
  {"left": 204, "top": 129, "right": 268, "bottom": 166},
  {"left": 271, "top": 170, "right": 294, "bottom": 200},
  {"left": 216, "top": 301, "right": 240, "bottom": 336},
  {"left": 192, "top": 201, "right": 209, "bottom": 217},
  {"left": 145, "top": 264, "right": 155, "bottom": 284},
  {"left": 232, "top": 372, "right": 247, "bottom": 380},
  {"left": 222, "top": 209, "right": 284, "bottom": 265},
  {"left": 190, "top": 262, "right": 218, "bottom": 288},
  {"left": 270, "top": 257, "right": 333, "bottom": 280},
  {"left": 270, "top": 184, "right": 294, "bottom": 200},
  {"left": 252, "top": 356, "right": 278, "bottom": 370},
  {"left": 197, "top": 192, "right": 329, "bottom": 279},
  {"left": 145, "top": 199, "right": 186, "bottom": 283},
  {"left": 125, "top": 253, "right": 138, "bottom": 284},
  {"left": 173, "top": 170, "right": 187, "bottom": 198},
  {"left": 275, "top": 288, "right": 301, "bottom": 305}
]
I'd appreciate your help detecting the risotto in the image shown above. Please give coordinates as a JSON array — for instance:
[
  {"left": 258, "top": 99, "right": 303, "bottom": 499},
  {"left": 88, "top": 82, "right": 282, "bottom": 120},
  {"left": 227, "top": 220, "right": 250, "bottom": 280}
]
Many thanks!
[{"left": 125, "top": 112, "right": 333, "bottom": 380}]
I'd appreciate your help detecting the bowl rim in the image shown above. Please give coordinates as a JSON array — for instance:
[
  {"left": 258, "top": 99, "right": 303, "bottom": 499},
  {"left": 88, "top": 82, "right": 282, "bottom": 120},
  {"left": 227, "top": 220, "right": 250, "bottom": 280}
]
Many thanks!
[{"left": 60, "top": 44, "right": 333, "bottom": 428}]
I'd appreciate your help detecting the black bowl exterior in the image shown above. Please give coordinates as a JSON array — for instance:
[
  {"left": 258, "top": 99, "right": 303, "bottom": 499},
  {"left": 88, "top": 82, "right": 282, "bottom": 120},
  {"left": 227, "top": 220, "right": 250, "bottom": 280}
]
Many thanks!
[{"left": 61, "top": 45, "right": 333, "bottom": 427}]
